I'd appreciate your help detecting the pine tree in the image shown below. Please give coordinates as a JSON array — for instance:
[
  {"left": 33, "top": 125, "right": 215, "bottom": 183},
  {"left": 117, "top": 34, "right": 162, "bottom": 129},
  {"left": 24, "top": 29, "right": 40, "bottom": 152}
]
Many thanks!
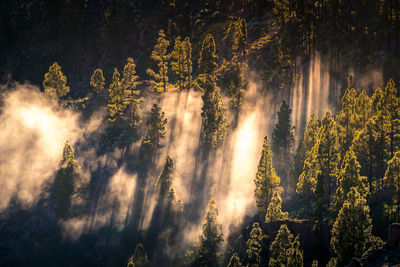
[
  {"left": 337, "top": 88, "right": 357, "bottom": 157},
  {"left": 332, "top": 148, "right": 368, "bottom": 217},
  {"left": 53, "top": 141, "right": 81, "bottom": 219},
  {"left": 147, "top": 29, "right": 171, "bottom": 92},
  {"left": 171, "top": 37, "right": 185, "bottom": 91},
  {"left": 272, "top": 101, "right": 295, "bottom": 156},
  {"left": 43, "top": 62, "right": 70, "bottom": 99},
  {"left": 142, "top": 104, "right": 167, "bottom": 150},
  {"left": 227, "top": 253, "right": 242, "bottom": 267},
  {"left": 287, "top": 235, "right": 303, "bottom": 267},
  {"left": 331, "top": 188, "right": 373, "bottom": 266},
  {"left": 269, "top": 224, "right": 302, "bottom": 267},
  {"left": 107, "top": 68, "right": 125, "bottom": 122},
  {"left": 302, "top": 113, "right": 320, "bottom": 156},
  {"left": 190, "top": 197, "right": 223, "bottom": 267},
  {"left": 355, "top": 90, "right": 372, "bottom": 130},
  {"left": 198, "top": 33, "right": 218, "bottom": 77},
  {"left": 200, "top": 76, "right": 228, "bottom": 149},
  {"left": 127, "top": 243, "right": 150, "bottom": 267},
  {"left": 384, "top": 151, "right": 400, "bottom": 222},
  {"left": 272, "top": 101, "right": 295, "bottom": 184},
  {"left": 265, "top": 187, "right": 288, "bottom": 223},
  {"left": 182, "top": 37, "right": 193, "bottom": 90},
  {"left": 379, "top": 79, "right": 399, "bottom": 159},
  {"left": 121, "top": 57, "right": 140, "bottom": 98},
  {"left": 90, "top": 68, "right": 105, "bottom": 93},
  {"left": 254, "top": 136, "right": 280, "bottom": 214},
  {"left": 197, "top": 34, "right": 228, "bottom": 148},
  {"left": 296, "top": 147, "right": 318, "bottom": 210},
  {"left": 122, "top": 57, "right": 143, "bottom": 129},
  {"left": 246, "top": 222, "right": 267, "bottom": 267},
  {"left": 292, "top": 113, "right": 320, "bottom": 190},
  {"left": 156, "top": 156, "right": 175, "bottom": 197},
  {"left": 315, "top": 110, "right": 340, "bottom": 202}
]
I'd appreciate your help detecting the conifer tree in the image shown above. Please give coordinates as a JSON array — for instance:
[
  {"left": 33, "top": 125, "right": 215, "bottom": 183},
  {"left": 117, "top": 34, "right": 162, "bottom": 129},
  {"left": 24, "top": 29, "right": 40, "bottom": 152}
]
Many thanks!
[
  {"left": 122, "top": 57, "right": 143, "bottom": 129},
  {"left": 269, "top": 224, "right": 303, "bottom": 267},
  {"left": 189, "top": 197, "right": 223, "bottom": 267},
  {"left": 147, "top": 29, "right": 171, "bottom": 92},
  {"left": 352, "top": 118, "right": 378, "bottom": 191},
  {"left": 156, "top": 156, "right": 175, "bottom": 197},
  {"left": 54, "top": 141, "right": 81, "bottom": 219},
  {"left": 302, "top": 113, "right": 320, "bottom": 156},
  {"left": 265, "top": 187, "right": 288, "bottom": 223},
  {"left": 355, "top": 90, "right": 372, "bottom": 130},
  {"left": 337, "top": 88, "right": 357, "bottom": 157},
  {"left": 227, "top": 253, "right": 242, "bottom": 267},
  {"left": 142, "top": 104, "right": 167, "bottom": 150},
  {"left": 332, "top": 148, "right": 368, "bottom": 217},
  {"left": 182, "top": 37, "right": 193, "bottom": 90},
  {"left": 107, "top": 68, "right": 125, "bottom": 122},
  {"left": 127, "top": 243, "right": 150, "bottom": 267},
  {"left": 121, "top": 57, "right": 140, "bottom": 98},
  {"left": 246, "top": 222, "right": 267, "bottom": 267},
  {"left": 287, "top": 235, "right": 303, "bottom": 267},
  {"left": 331, "top": 188, "right": 373, "bottom": 266},
  {"left": 272, "top": 101, "right": 295, "bottom": 184},
  {"left": 296, "top": 147, "right": 318, "bottom": 210},
  {"left": 293, "top": 113, "right": 320, "bottom": 188},
  {"left": 272, "top": 101, "right": 295, "bottom": 157},
  {"left": 379, "top": 79, "right": 399, "bottom": 158},
  {"left": 315, "top": 110, "right": 340, "bottom": 201},
  {"left": 384, "top": 151, "right": 400, "bottom": 222},
  {"left": 200, "top": 77, "right": 228, "bottom": 149},
  {"left": 254, "top": 136, "right": 280, "bottom": 214},
  {"left": 43, "top": 62, "right": 70, "bottom": 99},
  {"left": 198, "top": 34, "right": 228, "bottom": 148},
  {"left": 90, "top": 68, "right": 105, "bottom": 93},
  {"left": 171, "top": 37, "right": 185, "bottom": 91},
  {"left": 198, "top": 33, "right": 218, "bottom": 77}
]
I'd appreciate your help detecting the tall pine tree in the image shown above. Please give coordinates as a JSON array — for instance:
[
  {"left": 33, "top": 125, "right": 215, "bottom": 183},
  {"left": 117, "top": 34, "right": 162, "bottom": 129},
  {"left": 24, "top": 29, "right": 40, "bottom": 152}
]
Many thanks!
[
  {"left": 43, "top": 62, "right": 70, "bottom": 99},
  {"left": 254, "top": 136, "right": 280, "bottom": 214}
]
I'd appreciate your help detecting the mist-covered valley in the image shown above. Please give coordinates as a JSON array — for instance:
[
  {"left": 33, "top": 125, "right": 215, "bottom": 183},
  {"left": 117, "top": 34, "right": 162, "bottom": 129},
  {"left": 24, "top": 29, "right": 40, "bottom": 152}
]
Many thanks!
[{"left": 2, "top": 1, "right": 400, "bottom": 267}]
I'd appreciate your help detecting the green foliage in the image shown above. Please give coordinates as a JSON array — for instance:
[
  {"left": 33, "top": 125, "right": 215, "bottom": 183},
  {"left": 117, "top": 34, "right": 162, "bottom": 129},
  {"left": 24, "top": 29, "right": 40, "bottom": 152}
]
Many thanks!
[
  {"left": 332, "top": 148, "right": 368, "bottom": 217},
  {"left": 265, "top": 187, "right": 288, "bottom": 223},
  {"left": 293, "top": 113, "right": 320, "bottom": 195},
  {"left": 287, "top": 235, "right": 303, "bottom": 267},
  {"left": 43, "top": 62, "right": 70, "bottom": 99},
  {"left": 90, "top": 68, "right": 105, "bottom": 93},
  {"left": 272, "top": 101, "right": 294, "bottom": 157},
  {"left": 127, "top": 243, "right": 149, "bottom": 267},
  {"left": 107, "top": 68, "right": 125, "bottom": 122},
  {"left": 171, "top": 36, "right": 192, "bottom": 91},
  {"left": 198, "top": 33, "right": 218, "bottom": 76},
  {"left": 246, "top": 222, "right": 267, "bottom": 267},
  {"left": 142, "top": 104, "right": 167, "bottom": 150},
  {"left": 296, "top": 146, "right": 318, "bottom": 210},
  {"left": 188, "top": 197, "right": 223, "bottom": 267},
  {"left": 269, "top": 224, "right": 303, "bottom": 267},
  {"left": 331, "top": 188, "right": 373, "bottom": 266},
  {"left": 337, "top": 88, "right": 357, "bottom": 156},
  {"left": 384, "top": 151, "right": 400, "bottom": 222},
  {"left": 121, "top": 57, "right": 140, "bottom": 97},
  {"left": 147, "top": 29, "right": 171, "bottom": 92},
  {"left": 227, "top": 253, "right": 242, "bottom": 267},
  {"left": 156, "top": 156, "right": 175, "bottom": 196},
  {"left": 54, "top": 141, "right": 81, "bottom": 219},
  {"left": 254, "top": 136, "right": 280, "bottom": 214},
  {"left": 200, "top": 75, "right": 228, "bottom": 149}
]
